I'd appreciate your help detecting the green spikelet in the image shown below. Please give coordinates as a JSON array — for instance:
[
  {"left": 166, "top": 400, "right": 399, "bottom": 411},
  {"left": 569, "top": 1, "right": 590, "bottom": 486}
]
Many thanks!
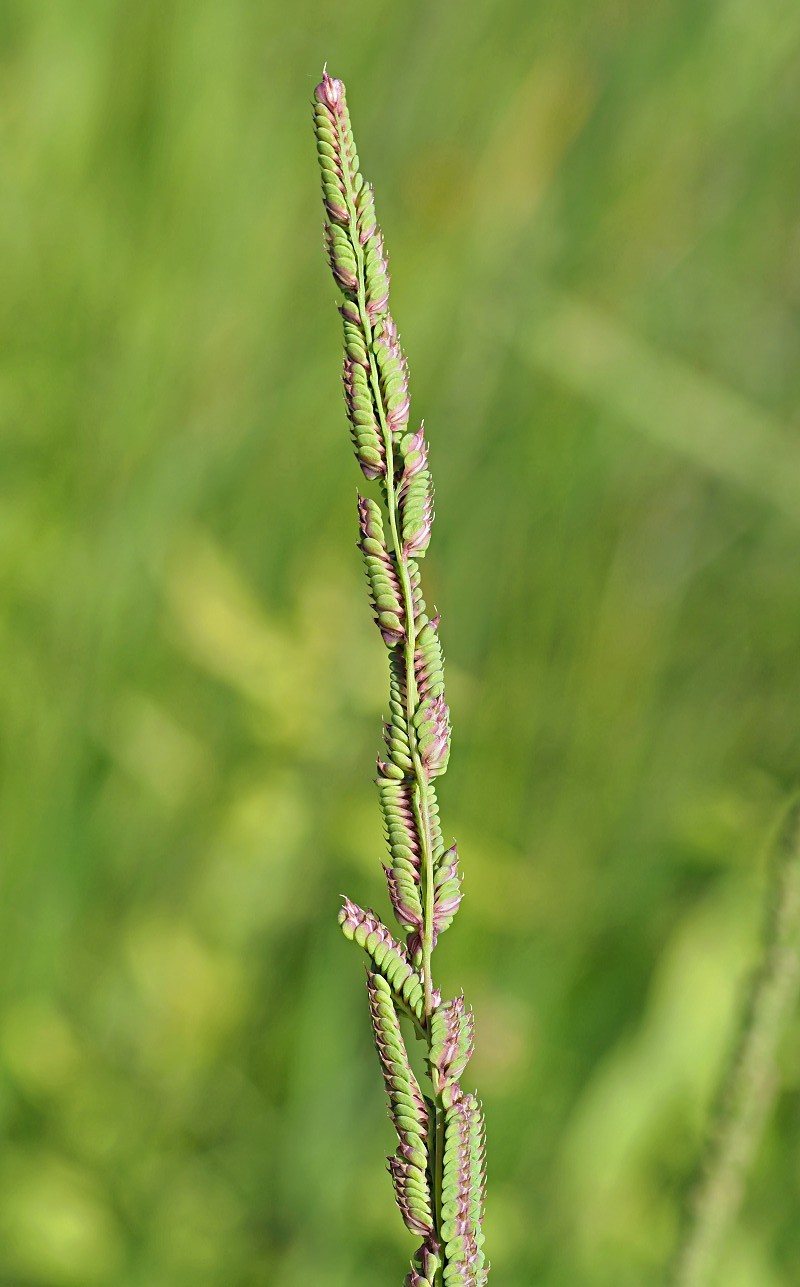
[
  {"left": 344, "top": 356, "right": 385, "bottom": 480},
  {"left": 415, "top": 616, "right": 445, "bottom": 699},
  {"left": 382, "top": 648, "right": 412, "bottom": 773},
  {"left": 355, "top": 178, "right": 378, "bottom": 243},
  {"left": 378, "top": 776, "right": 424, "bottom": 938},
  {"left": 357, "top": 496, "right": 405, "bottom": 647},
  {"left": 429, "top": 997, "right": 475, "bottom": 1109},
  {"left": 432, "top": 845, "right": 463, "bottom": 946},
  {"left": 425, "top": 781, "right": 445, "bottom": 862},
  {"left": 367, "top": 972, "right": 434, "bottom": 1235},
  {"left": 373, "top": 314, "right": 411, "bottom": 440},
  {"left": 313, "top": 77, "right": 360, "bottom": 225},
  {"left": 407, "top": 557, "right": 428, "bottom": 626},
  {"left": 401, "top": 467, "right": 433, "bottom": 559},
  {"left": 324, "top": 222, "right": 358, "bottom": 293},
  {"left": 440, "top": 1094, "right": 488, "bottom": 1285},
  {"left": 406, "top": 1243, "right": 443, "bottom": 1286},
  {"left": 363, "top": 226, "right": 391, "bottom": 318},
  {"left": 342, "top": 306, "right": 370, "bottom": 368},
  {"left": 415, "top": 692, "right": 450, "bottom": 779},
  {"left": 339, "top": 901, "right": 425, "bottom": 1020}
]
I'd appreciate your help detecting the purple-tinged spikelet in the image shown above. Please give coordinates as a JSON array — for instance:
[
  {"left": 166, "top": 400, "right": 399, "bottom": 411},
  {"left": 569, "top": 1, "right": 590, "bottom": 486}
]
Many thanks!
[
  {"left": 378, "top": 775, "right": 424, "bottom": 938},
  {"left": 414, "top": 615, "right": 445, "bottom": 700},
  {"left": 388, "top": 1155, "right": 435, "bottom": 1238},
  {"left": 416, "top": 692, "right": 451, "bottom": 778},
  {"left": 343, "top": 356, "right": 385, "bottom": 479},
  {"left": 324, "top": 221, "right": 358, "bottom": 293},
  {"left": 313, "top": 73, "right": 353, "bottom": 227},
  {"left": 367, "top": 972, "right": 434, "bottom": 1236},
  {"left": 382, "top": 671, "right": 413, "bottom": 772},
  {"left": 366, "top": 972, "right": 429, "bottom": 1144},
  {"left": 407, "top": 558, "right": 428, "bottom": 627},
  {"left": 398, "top": 424, "right": 429, "bottom": 492},
  {"left": 357, "top": 496, "right": 405, "bottom": 646},
  {"left": 339, "top": 900, "right": 425, "bottom": 1020},
  {"left": 441, "top": 1095, "right": 488, "bottom": 1285},
  {"left": 407, "top": 844, "right": 462, "bottom": 960},
  {"left": 398, "top": 428, "right": 434, "bottom": 560},
  {"left": 341, "top": 305, "right": 370, "bottom": 370},
  {"left": 385, "top": 863, "right": 424, "bottom": 941},
  {"left": 364, "top": 226, "right": 391, "bottom": 319},
  {"left": 430, "top": 997, "right": 475, "bottom": 1108},
  {"left": 374, "top": 315, "right": 411, "bottom": 440},
  {"left": 406, "top": 1240, "right": 444, "bottom": 1286},
  {"left": 433, "top": 845, "right": 463, "bottom": 944}
]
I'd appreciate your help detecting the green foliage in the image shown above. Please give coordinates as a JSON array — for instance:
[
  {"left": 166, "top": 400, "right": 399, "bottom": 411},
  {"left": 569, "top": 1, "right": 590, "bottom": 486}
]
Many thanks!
[{"left": 2, "top": 2, "right": 800, "bottom": 1285}]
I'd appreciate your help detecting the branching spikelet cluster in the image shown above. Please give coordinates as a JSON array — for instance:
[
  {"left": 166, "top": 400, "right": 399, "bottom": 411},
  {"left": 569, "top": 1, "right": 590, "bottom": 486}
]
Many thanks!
[{"left": 313, "top": 69, "right": 487, "bottom": 1285}]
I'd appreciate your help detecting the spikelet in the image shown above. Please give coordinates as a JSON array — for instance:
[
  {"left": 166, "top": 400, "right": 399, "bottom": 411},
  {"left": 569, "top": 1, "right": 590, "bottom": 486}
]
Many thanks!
[
  {"left": 378, "top": 766, "right": 448, "bottom": 954},
  {"left": 366, "top": 971, "right": 429, "bottom": 1150},
  {"left": 433, "top": 844, "right": 463, "bottom": 943},
  {"left": 414, "top": 615, "right": 445, "bottom": 700},
  {"left": 355, "top": 178, "right": 378, "bottom": 245},
  {"left": 401, "top": 469, "right": 433, "bottom": 558},
  {"left": 357, "top": 496, "right": 405, "bottom": 647},
  {"left": 412, "top": 617, "right": 451, "bottom": 778},
  {"left": 407, "top": 556, "right": 428, "bottom": 626},
  {"left": 388, "top": 1155, "right": 435, "bottom": 1238},
  {"left": 398, "top": 426, "right": 434, "bottom": 559},
  {"left": 363, "top": 224, "right": 391, "bottom": 319},
  {"left": 374, "top": 314, "right": 411, "bottom": 441},
  {"left": 406, "top": 1241, "right": 443, "bottom": 1286},
  {"left": 429, "top": 997, "right": 475, "bottom": 1108},
  {"left": 324, "top": 221, "right": 358, "bottom": 293},
  {"left": 378, "top": 775, "right": 424, "bottom": 937},
  {"left": 367, "top": 972, "right": 435, "bottom": 1237},
  {"left": 339, "top": 900, "right": 425, "bottom": 1020},
  {"left": 313, "top": 74, "right": 358, "bottom": 227},
  {"left": 406, "top": 842, "right": 461, "bottom": 959},
  {"left": 425, "top": 780, "right": 445, "bottom": 862},
  {"left": 384, "top": 649, "right": 412, "bottom": 770},
  {"left": 382, "top": 665, "right": 413, "bottom": 773},
  {"left": 416, "top": 692, "right": 451, "bottom": 778},
  {"left": 341, "top": 302, "right": 370, "bottom": 369},
  {"left": 314, "top": 69, "right": 406, "bottom": 458},
  {"left": 398, "top": 424, "right": 428, "bottom": 488},
  {"left": 344, "top": 355, "right": 385, "bottom": 480},
  {"left": 441, "top": 1094, "right": 488, "bottom": 1285}
]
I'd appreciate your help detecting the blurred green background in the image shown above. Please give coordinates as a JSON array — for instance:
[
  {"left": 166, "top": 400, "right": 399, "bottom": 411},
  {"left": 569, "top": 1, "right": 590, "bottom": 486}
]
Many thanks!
[{"left": 2, "top": 1, "right": 800, "bottom": 1283}]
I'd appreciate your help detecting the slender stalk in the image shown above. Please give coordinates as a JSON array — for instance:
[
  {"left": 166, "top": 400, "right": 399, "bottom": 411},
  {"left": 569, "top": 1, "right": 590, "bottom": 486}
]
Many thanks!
[
  {"left": 668, "top": 798, "right": 800, "bottom": 1287},
  {"left": 312, "top": 71, "right": 487, "bottom": 1286}
]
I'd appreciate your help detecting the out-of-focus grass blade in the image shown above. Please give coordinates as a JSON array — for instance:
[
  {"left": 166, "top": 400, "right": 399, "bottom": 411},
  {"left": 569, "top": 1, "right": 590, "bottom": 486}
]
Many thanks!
[{"left": 509, "top": 291, "right": 800, "bottom": 522}]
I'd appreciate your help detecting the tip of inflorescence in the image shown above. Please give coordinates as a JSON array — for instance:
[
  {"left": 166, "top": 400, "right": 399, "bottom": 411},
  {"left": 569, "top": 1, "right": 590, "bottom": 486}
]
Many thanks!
[{"left": 315, "top": 66, "right": 344, "bottom": 108}]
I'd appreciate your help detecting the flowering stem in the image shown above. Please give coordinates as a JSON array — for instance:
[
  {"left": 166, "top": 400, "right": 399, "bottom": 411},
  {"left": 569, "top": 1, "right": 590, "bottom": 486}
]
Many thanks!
[
  {"left": 667, "top": 798, "right": 800, "bottom": 1287},
  {"left": 313, "top": 70, "right": 487, "bottom": 1286}
]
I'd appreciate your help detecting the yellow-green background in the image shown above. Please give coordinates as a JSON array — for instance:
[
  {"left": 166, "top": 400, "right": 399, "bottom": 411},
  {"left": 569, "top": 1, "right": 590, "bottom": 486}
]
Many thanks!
[{"left": 2, "top": 1, "right": 800, "bottom": 1283}]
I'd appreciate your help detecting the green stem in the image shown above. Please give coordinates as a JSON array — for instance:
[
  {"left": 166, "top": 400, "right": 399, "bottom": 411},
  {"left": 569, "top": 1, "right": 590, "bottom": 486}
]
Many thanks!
[{"left": 667, "top": 799, "right": 800, "bottom": 1287}]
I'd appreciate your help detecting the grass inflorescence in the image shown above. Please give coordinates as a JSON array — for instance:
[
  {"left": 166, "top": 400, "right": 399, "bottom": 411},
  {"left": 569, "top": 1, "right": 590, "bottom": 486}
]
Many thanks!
[{"left": 312, "top": 70, "right": 487, "bottom": 1286}]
